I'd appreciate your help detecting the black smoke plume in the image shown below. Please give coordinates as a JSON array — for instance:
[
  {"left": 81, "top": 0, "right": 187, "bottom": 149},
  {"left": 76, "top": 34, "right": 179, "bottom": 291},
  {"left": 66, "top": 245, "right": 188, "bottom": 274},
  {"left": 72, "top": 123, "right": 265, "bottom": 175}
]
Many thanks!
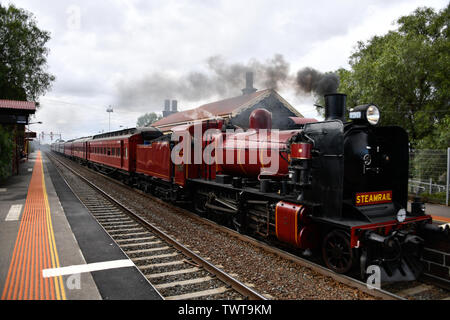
[
  {"left": 115, "top": 54, "right": 339, "bottom": 112},
  {"left": 116, "top": 54, "right": 291, "bottom": 111},
  {"left": 296, "top": 67, "right": 340, "bottom": 96}
]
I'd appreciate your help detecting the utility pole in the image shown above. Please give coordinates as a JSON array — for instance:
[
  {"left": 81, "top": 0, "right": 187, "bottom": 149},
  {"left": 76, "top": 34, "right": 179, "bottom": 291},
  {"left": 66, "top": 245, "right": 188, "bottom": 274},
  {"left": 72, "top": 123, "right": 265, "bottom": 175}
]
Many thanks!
[{"left": 107, "top": 106, "right": 114, "bottom": 132}]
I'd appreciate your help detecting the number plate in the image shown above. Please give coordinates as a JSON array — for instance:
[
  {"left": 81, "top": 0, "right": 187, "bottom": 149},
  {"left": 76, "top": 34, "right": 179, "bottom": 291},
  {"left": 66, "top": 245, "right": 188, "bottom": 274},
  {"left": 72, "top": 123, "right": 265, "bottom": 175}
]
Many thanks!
[{"left": 356, "top": 191, "right": 392, "bottom": 206}]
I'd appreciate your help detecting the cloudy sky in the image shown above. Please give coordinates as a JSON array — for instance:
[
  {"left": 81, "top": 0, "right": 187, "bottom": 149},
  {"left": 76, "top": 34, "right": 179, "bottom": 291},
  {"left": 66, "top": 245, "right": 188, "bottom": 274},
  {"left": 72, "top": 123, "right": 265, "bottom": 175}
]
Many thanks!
[{"left": 2, "top": 0, "right": 447, "bottom": 142}]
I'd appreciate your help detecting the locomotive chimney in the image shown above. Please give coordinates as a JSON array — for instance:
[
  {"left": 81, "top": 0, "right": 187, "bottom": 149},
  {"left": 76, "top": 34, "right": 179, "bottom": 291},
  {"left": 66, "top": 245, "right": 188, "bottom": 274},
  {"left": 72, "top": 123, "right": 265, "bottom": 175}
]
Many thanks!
[
  {"left": 242, "top": 72, "right": 257, "bottom": 95},
  {"left": 325, "top": 93, "right": 347, "bottom": 122}
]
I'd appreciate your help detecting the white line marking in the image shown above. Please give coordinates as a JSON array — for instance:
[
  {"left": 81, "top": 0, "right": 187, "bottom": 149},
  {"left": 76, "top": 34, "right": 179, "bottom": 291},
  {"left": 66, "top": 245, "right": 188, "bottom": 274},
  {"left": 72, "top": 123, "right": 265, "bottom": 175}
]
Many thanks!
[
  {"left": 0, "top": 188, "right": 7, "bottom": 192},
  {"left": 42, "top": 259, "right": 135, "bottom": 278},
  {"left": 5, "top": 204, "right": 23, "bottom": 221}
]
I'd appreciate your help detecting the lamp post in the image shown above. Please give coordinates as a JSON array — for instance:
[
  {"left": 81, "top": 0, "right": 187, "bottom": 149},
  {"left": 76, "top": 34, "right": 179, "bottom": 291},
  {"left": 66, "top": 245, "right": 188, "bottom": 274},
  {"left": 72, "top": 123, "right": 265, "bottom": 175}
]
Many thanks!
[{"left": 107, "top": 106, "right": 114, "bottom": 132}]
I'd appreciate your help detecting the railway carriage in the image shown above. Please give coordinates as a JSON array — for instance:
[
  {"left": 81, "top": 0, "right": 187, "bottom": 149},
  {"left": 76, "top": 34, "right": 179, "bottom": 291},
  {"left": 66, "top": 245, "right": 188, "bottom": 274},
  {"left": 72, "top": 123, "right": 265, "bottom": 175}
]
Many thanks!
[
  {"left": 86, "top": 128, "right": 163, "bottom": 182},
  {"left": 64, "top": 141, "right": 74, "bottom": 158},
  {"left": 72, "top": 137, "right": 91, "bottom": 163}
]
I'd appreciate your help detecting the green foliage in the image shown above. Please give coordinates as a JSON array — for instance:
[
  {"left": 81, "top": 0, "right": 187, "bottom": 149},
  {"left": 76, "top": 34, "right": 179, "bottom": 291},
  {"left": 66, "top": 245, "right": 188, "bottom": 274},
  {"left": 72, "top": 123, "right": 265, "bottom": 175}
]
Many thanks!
[
  {"left": 0, "top": 4, "right": 55, "bottom": 101},
  {"left": 338, "top": 5, "right": 449, "bottom": 147},
  {"left": 418, "top": 192, "right": 446, "bottom": 204},
  {"left": 416, "top": 115, "right": 450, "bottom": 149},
  {"left": 0, "top": 125, "right": 13, "bottom": 180},
  {"left": 137, "top": 113, "right": 162, "bottom": 127}
]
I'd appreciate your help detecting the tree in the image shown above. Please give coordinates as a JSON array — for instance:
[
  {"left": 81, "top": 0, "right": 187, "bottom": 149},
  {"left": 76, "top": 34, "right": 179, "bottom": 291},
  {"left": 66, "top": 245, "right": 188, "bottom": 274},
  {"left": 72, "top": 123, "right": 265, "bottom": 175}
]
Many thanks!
[
  {"left": 0, "top": 4, "right": 55, "bottom": 101},
  {"left": 0, "top": 4, "right": 54, "bottom": 180},
  {"left": 136, "top": 113, "right": 162, "bottom": 127},
  {"left": 338, "top": 5, "right": 449, "bottom": 147}
]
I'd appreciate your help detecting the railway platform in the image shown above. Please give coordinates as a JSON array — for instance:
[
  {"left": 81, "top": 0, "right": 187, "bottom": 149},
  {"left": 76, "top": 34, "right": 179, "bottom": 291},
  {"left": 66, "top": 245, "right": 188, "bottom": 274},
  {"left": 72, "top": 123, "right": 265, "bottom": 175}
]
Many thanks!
[
  {"left": 0, "top": 151, "right": 162, "bottom": 300},
  {"left": 408, "top": 202, "right": 450, "bottom": 224}
]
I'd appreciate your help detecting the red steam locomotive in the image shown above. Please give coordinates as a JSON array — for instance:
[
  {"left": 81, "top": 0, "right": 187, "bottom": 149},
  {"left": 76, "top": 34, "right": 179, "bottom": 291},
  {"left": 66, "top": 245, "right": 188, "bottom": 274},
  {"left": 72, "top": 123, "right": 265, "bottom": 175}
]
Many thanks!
[{"left": 52, "top": 93, "right": 439, "bottom": 283}]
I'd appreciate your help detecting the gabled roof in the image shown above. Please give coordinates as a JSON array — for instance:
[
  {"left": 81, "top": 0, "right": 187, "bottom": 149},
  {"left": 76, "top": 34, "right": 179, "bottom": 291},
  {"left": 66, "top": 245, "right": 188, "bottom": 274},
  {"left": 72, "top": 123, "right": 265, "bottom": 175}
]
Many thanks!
[
  {"left": 0, "top": 100, "right": 36, "bottom": 112},
  {"left": 153, "top": 89, "right": 302, "bottom": 131}
]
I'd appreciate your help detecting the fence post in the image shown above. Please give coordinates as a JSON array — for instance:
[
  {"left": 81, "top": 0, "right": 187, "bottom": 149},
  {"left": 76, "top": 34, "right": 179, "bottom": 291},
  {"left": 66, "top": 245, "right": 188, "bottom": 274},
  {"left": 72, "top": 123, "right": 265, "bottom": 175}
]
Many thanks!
[
  {"left": 429, "top": 178, "right": 433, "bottom": 194},
  {"left": 447, "top": 147, "right": 450, "bottom": 206}
]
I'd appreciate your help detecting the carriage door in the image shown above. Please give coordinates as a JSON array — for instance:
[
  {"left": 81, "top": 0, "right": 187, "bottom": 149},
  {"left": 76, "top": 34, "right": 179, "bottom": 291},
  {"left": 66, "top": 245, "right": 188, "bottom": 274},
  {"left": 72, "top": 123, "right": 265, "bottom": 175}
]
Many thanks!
[{"left": 121, "top": 140, "right": 124, "bottom": 168}]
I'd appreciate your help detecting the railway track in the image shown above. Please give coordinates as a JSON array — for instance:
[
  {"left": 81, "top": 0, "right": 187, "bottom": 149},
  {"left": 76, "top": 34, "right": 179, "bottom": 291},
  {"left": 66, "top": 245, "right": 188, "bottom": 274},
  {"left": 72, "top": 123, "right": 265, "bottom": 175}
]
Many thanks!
[
  {"left": 47, "top": 151, "right": 449, "bottom": 300},
  {"left": 47, "top": 152, "right": 267, "bottom": 301}
]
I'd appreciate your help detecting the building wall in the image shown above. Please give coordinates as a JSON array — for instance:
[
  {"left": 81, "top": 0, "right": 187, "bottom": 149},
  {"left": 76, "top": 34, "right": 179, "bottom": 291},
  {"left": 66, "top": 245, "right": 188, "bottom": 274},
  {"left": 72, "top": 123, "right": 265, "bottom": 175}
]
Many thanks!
[{"left": 230, "top": 95, "right": 299, "bottom": 129}]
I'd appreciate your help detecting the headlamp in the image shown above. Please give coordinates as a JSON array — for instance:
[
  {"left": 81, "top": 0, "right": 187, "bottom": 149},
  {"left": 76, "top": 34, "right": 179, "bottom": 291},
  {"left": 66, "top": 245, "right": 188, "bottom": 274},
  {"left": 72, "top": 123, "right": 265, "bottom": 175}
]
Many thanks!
[
  {"left": 366, "top": 105, "right": 380, "bottom": 125},
  {"left": 349, "top": 104, "right": 381, "bottom": 126}
]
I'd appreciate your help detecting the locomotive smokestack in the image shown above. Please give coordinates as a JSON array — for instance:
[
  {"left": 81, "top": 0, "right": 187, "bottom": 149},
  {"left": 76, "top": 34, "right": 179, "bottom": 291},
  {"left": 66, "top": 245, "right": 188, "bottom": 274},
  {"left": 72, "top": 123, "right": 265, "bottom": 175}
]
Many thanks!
[
  {"left": 242, "top": 72, "right": 257, "bottom": 95},
  {"left": 325, "top": 94, "right": 347, "bottom": 122}
]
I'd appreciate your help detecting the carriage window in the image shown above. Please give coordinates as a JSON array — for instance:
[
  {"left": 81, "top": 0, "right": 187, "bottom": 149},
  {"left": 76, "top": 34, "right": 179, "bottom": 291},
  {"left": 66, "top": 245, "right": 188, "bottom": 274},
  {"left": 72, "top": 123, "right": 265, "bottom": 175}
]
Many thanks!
[
  {"left": 125, "top": 147, "right": 128, "bottom": 159},
  {"left": 107, "top": 148, "right": 111, "bottom": 156},
  {"left": 111, "top": 148, "right": 115, "bottom": 156}
]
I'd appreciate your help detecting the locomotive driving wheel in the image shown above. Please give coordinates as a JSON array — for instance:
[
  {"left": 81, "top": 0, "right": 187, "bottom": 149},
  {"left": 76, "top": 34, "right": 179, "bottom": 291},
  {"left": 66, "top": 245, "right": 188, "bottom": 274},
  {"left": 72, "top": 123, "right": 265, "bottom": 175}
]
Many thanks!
[{"left": 322, "top": 230, "right": 354, "bottom": 274}]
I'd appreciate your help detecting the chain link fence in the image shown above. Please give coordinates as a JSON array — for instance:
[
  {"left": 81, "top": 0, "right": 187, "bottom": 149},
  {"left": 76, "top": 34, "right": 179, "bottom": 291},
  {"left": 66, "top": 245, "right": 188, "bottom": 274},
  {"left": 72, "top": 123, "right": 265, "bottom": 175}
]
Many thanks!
[{"left": 409, "top": 148, "right": 450, "bottom": 205}]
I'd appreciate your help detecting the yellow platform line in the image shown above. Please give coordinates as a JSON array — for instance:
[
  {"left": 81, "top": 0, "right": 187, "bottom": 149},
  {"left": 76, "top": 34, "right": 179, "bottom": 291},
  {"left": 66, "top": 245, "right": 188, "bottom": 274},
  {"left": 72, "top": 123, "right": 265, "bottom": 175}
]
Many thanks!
[{"left": 1, "top": 151, "right": 66, "bottom": 300}]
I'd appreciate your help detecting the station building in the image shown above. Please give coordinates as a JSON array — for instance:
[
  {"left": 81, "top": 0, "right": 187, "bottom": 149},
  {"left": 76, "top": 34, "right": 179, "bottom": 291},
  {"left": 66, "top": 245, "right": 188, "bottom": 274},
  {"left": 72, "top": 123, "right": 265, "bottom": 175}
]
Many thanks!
[{"left": 0, "top": 100, "right": 36, "bottom": 177}]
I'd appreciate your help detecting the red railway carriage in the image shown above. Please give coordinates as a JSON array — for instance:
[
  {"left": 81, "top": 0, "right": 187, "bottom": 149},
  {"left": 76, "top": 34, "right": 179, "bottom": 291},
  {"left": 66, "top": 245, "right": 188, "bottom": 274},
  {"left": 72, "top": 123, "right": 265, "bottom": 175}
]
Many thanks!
[
  {"left": 72, "top": 137, "right": 91, "bottom": 162},
  {"left": 52, "top": 141, "right": 64, "bottom": 154},
  {"left": 136, "top": 140, "right": 172, "bottom": 182},
  {"left": 64, "top": 141, "right": 73, "bottom": 157},
  {"left": 170, "top": 120, "right": 224, "bottom": 186},
  {"left": 87, "top": 128, "right": 163, "bottom": 179},
  {"left": 89, "top": 137, "right": 129, "bottom": 171}
]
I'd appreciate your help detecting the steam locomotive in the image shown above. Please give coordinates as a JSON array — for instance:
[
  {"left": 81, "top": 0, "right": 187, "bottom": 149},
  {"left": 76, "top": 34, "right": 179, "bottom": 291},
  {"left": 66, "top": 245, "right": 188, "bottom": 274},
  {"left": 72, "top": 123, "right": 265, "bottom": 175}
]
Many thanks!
[{"left": 52, "top": 93, "right": 437, "bottom": 282}]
